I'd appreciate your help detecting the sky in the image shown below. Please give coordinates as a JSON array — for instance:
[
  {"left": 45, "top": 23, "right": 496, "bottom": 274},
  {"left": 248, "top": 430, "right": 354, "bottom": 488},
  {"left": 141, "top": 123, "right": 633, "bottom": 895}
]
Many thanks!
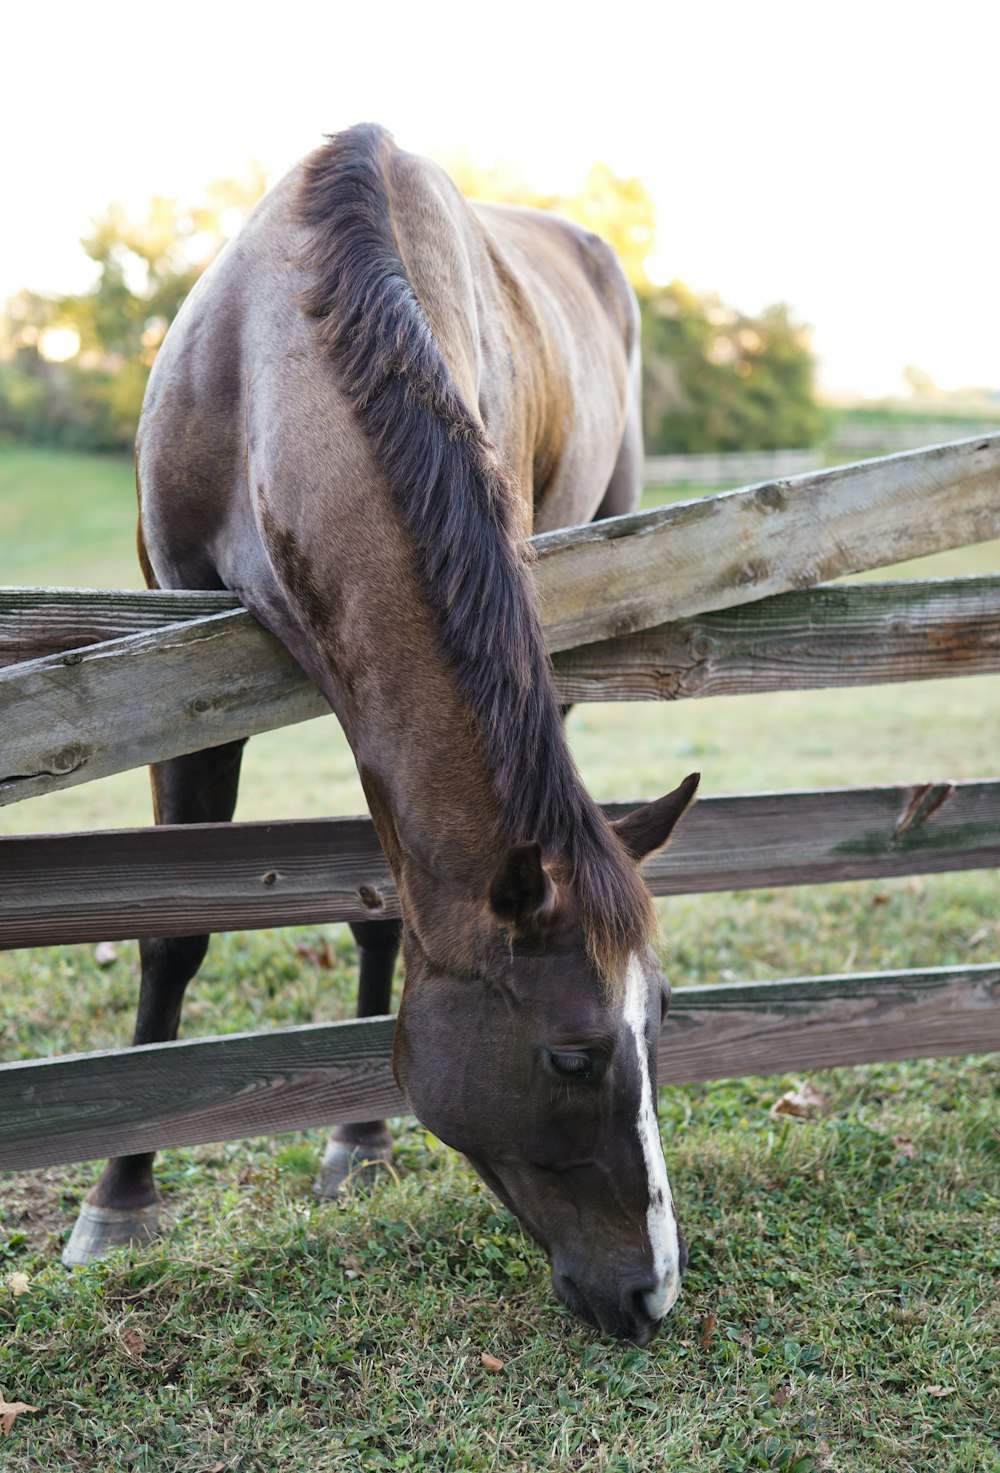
[{"left": 4, "top": 0, "right": 998, "bottom": 398}]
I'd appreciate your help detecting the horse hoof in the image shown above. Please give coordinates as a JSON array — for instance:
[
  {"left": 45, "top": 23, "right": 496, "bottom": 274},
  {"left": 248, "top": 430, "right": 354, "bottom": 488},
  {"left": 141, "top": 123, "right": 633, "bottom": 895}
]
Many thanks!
[
  {"left": 61, "top": 1201, "right": 160, "bottom": 1268},
  {"left": 314, "top": 1139, "right": 394, "bottom": 1198}
]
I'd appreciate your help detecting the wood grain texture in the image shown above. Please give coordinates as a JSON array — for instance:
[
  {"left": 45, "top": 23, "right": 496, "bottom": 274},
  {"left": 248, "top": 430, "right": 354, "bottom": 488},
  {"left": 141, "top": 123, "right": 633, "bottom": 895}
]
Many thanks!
[
  {"left": 534, "top": 434, "right": 1000, "bottom": 652},
  {"left": 3, "top": 781, "right": 998, "bottom": 949},
  {"left": 0, "top": 610, "right": 331, "bottom": 807},
  {"left": 7, "top": 580, "right": 1000, "bottom": 703},
  {"left": 555, "top": 577, "right": 1000, "bottom": 700},
  {"left": 0, "top": 587, "right": 237, "bottom": 667},
  {"left": 2, "top": 965, "right": 997, "bottom": 1170}
]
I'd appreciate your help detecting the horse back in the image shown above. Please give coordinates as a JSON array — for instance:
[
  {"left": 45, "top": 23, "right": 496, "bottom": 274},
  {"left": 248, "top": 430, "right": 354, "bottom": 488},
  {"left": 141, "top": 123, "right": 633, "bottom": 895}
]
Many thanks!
[{"left": 138, "top": 129, "right": 638, "bottom": 603}]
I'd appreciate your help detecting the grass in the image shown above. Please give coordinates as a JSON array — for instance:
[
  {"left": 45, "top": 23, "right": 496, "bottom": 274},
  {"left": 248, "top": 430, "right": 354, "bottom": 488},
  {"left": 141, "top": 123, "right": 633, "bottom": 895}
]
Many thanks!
[
  {"left": 2, "top": 1056, "right": 997, "bottom": 1471},
  {"left": 1, "top": 447, "right": 999, "bottom": 1470}
]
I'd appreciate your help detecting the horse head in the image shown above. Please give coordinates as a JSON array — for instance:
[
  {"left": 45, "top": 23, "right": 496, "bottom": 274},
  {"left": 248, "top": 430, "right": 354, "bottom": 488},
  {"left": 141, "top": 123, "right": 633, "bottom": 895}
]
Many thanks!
[{"left": 393, "top": 774, "right": 698, "bottom": 1346}]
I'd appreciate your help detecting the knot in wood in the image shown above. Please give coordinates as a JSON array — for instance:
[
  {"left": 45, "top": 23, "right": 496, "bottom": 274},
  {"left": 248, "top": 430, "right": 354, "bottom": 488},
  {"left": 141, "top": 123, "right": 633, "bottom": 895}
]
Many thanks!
[
  {"left": 49, "top": 744, "right": 88, "bottom": 776},
  {"left": 262, "top": 871, "right": 279, "bottom": 887},
  {"left": 359, "top": 885, "right": 384, "bottom": 910}
]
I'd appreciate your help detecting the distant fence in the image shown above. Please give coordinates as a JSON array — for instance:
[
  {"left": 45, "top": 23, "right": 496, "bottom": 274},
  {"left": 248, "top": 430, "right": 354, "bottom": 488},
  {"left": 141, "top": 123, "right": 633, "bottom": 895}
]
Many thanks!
[
  {"left": 643, "top": 449, "right": 822, "bottom": 486},
  {"left": 831, "top": 418, "right": 1000, "bottom": 455},
  {"left": 642, "top": 424, "right": 1000, "bottom": 487},
  {"left": 1, "top": 435, "right": 999, "bottom": 1172}
]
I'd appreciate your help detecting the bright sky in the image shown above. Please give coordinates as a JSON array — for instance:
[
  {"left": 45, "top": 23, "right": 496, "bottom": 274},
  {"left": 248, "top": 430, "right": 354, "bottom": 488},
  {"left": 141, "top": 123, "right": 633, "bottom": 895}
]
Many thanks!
[{"left": 4, "top": 0, "right": 998, "bottom": 397}]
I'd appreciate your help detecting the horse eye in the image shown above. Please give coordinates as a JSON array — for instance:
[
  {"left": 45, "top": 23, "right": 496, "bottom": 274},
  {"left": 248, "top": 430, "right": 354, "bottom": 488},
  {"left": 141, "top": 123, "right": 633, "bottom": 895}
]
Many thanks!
[{"left": 545, "top": 1049, "right": 604, "bottom": 1082}]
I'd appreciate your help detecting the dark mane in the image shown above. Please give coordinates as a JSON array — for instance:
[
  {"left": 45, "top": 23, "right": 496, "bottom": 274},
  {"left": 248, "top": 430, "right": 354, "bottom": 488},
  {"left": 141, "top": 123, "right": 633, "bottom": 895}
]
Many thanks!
[{"left": 297, "top": 123, "right": 653, "bottom": 979}]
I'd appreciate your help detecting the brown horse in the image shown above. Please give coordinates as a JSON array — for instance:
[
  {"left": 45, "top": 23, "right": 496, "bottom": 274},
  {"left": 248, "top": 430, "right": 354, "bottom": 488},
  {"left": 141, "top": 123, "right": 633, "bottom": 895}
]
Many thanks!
[{"left": 64, "top": 124, "right": 698, "bottom": 1346}]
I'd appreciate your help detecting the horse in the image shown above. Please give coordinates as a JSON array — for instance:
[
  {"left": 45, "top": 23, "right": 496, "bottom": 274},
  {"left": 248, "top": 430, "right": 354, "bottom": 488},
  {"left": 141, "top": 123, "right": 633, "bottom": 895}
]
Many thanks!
[{"left": 62, "top": 123, "right": 699, "bottom": 1347}]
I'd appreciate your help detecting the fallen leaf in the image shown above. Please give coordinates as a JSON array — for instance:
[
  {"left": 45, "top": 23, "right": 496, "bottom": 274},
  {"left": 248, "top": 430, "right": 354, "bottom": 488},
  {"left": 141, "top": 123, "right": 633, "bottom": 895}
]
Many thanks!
[
  {"left": 120, "top": 1327, "right": 145, "bottom": 1358},
  {"left": 294, "top": 939, "right": 334, "bottom": 969},
  {"left": 93, "top": 941, "right": 119, "bottom": 967},
  {"left": 774, "top": 1383, "right": 792, "bottom": 1406},
  {"left": 6, "top": 1273, "right": 29, "bottom": 1297},
  {"left": 893, "top": 1135, "right": 918, "bottom": 1160},
  {"left": 0, "top": 1395, "right": 40, "bottom": 1435},
  {"left": 925, "top": 1385, "right": 956, "bottom": 1398},
  {"left": 872, "top": 892, "right": 890, "bottom": 907},
  {"left": 480, "top": 1352, "right": 504, "bottom": 1371},
  {"left": 770, "top": 1080, "right": 827, "bottom": 1121},
  {"left": 699, "top": 1313, "right": 716, "bottom": 1350}
]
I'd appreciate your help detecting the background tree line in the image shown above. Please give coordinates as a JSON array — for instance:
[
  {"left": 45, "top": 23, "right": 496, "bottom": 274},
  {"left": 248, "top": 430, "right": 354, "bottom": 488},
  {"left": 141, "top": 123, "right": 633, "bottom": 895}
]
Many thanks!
[{"left": 0, "top": 160, "right": 824, "bottom": 455}]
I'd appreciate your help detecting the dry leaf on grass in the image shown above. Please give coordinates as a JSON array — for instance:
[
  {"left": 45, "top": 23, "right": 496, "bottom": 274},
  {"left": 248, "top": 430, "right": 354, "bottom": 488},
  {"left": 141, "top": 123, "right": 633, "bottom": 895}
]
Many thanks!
[
  {"left": 770, "top": 1080, "right": 827, "bottom": 1121},
  {"left": 120, "top": 1327, "right": 146, "bottom": 1358},
  {"left": 774, "top": 1383, "right": 792, "bottom": 1406},
  {"left": 699, "top": 1313, "right": 716, "bottom": 1350},
  {"left": 6, "top": 1272, "right": 30, "bottom": 1297},
  {"left": 924, "top": 1385, "right": 956, "bottom": 1398},
  {"left": 294, "top": 939, "right": 335, "bottom": 969},
  {"left": 94, "top": 941, "right": 119, "bottom": 967},
  {"left": 893, "top": 1135, "right": 918, "bottom": 1159},
  {"left": 480, "top": 1352, "right": 505, "bottom": 1371},
  {"left": 0, "top": 1395, "right": 40, "bottom": 1435}
]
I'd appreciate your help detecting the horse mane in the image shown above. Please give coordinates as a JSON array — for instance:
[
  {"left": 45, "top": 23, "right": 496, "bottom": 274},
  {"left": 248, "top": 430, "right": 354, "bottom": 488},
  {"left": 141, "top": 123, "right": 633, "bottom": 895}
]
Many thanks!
[{"left": 297, "top": 123, "right": 654, "bottom": 981}]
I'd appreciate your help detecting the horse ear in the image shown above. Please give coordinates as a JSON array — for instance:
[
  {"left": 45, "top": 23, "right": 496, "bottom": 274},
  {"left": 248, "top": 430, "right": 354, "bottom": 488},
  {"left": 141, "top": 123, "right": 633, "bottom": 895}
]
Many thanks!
[
  {"left": 613, "top": 773, "right": 700, "bottom": 864},
  {"left": 489, "top": 841, "right": 555, "bottom": 930}
]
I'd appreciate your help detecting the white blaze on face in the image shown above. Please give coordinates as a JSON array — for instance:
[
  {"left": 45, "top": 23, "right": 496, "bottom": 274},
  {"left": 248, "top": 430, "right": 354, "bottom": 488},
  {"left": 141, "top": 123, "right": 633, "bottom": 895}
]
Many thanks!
[{"left": 623, "top": 953, "right": 681, "bottom": 1321}]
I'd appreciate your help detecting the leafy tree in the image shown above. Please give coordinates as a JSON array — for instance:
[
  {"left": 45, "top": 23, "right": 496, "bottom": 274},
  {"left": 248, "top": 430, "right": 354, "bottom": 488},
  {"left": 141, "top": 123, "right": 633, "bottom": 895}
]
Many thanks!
[
  {"left": 0, "top": 170, "right": 265, "bottom": 449},
  {"left": 640, "top": 283, "right": 826, "bottom": 452}
]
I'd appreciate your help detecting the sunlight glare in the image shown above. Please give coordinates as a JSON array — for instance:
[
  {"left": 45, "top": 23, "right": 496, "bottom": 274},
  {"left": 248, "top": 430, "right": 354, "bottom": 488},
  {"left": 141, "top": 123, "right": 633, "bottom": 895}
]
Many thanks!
[{"left": 38, "top": 327, "right": 81, "bottom": 363}]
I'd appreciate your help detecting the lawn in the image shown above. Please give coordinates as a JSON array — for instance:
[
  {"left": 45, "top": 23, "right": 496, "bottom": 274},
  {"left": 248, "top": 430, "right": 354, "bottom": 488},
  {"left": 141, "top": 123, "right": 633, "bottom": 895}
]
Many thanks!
[{"left": 1, "top": 448, "right": 998, "bottom": 1471}]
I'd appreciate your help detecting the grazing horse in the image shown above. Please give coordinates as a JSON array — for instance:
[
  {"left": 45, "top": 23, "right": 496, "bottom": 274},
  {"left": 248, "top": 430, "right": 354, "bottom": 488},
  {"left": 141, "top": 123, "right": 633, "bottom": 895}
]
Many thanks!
[{"left": 64, "top": 124, "right": 698, "bottom": 1346}]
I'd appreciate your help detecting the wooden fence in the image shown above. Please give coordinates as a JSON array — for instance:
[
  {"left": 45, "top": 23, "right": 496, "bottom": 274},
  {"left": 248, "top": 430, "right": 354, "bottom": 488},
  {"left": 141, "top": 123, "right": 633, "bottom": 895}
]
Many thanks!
[
  {"left": 2, "top": 435, "right": 999, "bottom": 1173},
  {"left": 643, "top": 449, "right": 823, "bottom": 486}
]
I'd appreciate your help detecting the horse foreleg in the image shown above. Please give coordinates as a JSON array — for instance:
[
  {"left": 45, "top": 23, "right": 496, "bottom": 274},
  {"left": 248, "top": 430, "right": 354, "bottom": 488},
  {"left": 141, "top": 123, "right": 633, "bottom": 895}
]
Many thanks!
[
  {"left": 62, "top": 740, "right": 246, "bottom": 1267},
  {"left": 314, "top": 917, "right": 401, "bottom": 1197}
]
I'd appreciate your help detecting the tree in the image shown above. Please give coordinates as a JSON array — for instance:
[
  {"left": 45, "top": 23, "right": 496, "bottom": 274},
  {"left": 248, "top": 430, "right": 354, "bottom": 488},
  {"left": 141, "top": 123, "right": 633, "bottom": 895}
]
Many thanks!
[
  {"left": 0, "top": 169, "right": 266, "bottom": 450},
  {"left": 640, "top": 283, "right": 825, "bottom": 453}
]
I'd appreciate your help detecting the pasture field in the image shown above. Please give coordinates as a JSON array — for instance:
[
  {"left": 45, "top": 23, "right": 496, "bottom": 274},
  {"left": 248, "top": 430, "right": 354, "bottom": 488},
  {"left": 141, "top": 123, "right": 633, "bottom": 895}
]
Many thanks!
[{"left": 1, "top": 448, "right": 998, "bottom": 1471}]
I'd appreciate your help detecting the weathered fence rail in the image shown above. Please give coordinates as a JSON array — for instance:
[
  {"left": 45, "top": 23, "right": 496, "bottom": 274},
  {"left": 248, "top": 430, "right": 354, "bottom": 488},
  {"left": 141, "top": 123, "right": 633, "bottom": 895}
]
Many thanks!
[
  {"left": 3, "top": 966, "right": 998, "bottom": 1173},
  {"left": 2, "top": 781, "right": 998, "bottom": 948},
  {"left": 1, "top": 435, "right": 998, "bottom": 1172},
  {"left": 4, "top": 435, "right": 1000, "bottom": 807},
  {"left": 5, "top": 577, "right": 1000, "bottom": 711}
]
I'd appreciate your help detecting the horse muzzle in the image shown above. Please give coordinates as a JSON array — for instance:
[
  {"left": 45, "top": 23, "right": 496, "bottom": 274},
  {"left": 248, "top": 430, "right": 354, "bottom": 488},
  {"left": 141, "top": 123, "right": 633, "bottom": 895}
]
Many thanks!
[{"left": 551, "top": 1257, "right": 683, "bottom": 1347}]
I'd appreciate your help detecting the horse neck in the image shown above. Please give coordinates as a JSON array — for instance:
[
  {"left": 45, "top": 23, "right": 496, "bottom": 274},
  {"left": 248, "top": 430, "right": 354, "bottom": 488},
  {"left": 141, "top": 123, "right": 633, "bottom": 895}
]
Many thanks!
[{"left": 298, "top": 473, "right": 595, "bottom": 970}]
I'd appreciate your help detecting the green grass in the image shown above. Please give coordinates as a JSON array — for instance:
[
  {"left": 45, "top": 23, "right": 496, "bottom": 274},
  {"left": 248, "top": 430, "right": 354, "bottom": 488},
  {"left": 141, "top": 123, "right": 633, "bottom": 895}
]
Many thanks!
[
  {"left": 0, "top": 448, "right": 143, "bottom": 590},
  {"left": 1, "top": 448, "right": 998, "bottom": 1470},
  {"left": 2, "top": 1055, "right": 997, "bottom": 1471}
]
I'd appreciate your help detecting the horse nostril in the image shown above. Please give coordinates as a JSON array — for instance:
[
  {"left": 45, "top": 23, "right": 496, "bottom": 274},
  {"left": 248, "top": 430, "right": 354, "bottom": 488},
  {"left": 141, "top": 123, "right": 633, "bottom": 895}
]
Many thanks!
[
  {"left": 627, "top": 1284, "right": 654, "bottom": 1319},
  {"left": 623, "top": 1272, "right": 680, "bottom": 1333}
]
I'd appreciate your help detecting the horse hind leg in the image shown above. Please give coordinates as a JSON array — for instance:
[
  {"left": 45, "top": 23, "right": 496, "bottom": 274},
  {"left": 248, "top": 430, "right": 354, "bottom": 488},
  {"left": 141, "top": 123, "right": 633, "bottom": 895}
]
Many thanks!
[
  {"left": 314, "top": 917, "right": 401, "bottom": 1197},
  {"left": 62, "top": 740, "right": 246, "bottom": 1268}
]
